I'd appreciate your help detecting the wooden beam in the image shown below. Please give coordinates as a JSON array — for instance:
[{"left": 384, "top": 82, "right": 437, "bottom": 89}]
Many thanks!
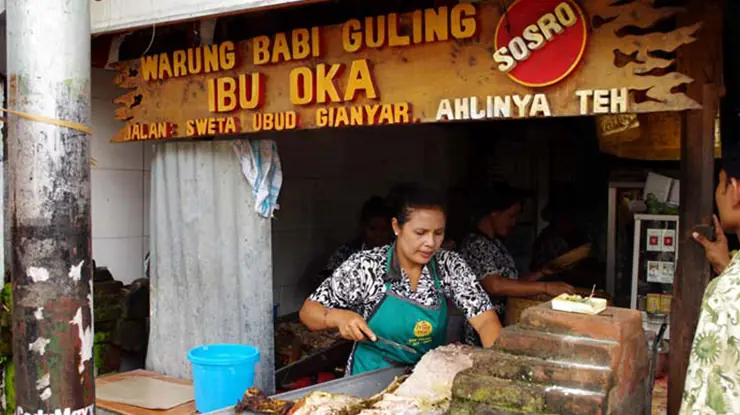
[
  {"left": 670, "top": 84, "right": 718, "bottom": 414},
  {"left": 668, "top": 1, "right": 724, "bottom": 413}
]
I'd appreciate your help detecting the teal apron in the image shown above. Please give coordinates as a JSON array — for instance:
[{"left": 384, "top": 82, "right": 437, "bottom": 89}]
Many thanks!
[{"left": 350, "top": 246, "right": 448, "bottom": 375}]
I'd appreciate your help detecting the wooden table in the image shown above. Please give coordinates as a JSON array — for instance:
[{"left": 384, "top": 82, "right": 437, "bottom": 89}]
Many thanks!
[{"left": 96, "top": 370, "right": 196, "bottom": 415}]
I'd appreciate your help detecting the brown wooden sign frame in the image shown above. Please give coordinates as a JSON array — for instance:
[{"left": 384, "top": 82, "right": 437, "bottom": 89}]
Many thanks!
[{"left": 112, "top": 0, "right": 704, "bottom": 143}]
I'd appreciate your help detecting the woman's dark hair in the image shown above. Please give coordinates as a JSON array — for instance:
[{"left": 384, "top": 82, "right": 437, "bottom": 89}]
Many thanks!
[
  {"left": 359, "top": 196, "right": 390, "bottom": 224},
  {"left": 386, "top": 183, "right": 446, "bottom": 226},
  {"left": 724, "top": 139, "right": 740, "bottom": 183},
  {"left": 472, "top": 183, "right": 527, "bottom": 221}
]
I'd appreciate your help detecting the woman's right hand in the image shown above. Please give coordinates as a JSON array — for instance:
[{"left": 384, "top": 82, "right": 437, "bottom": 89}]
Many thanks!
[
  {"left": 327, "top": 309, "right": 377, "bottom": 342},
  {"left": 544, "top": 281, "right": 575, "bottom": 297}
]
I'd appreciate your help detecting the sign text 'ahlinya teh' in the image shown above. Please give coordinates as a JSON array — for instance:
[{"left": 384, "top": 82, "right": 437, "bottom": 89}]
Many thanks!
[{"left": 113, "top": 0, "right": 702, "bottom": 142}]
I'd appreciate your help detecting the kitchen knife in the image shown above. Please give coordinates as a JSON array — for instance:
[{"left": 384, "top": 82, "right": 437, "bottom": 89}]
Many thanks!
[{"left": 375, "top": 336, "right": 418, "bottom": 354}]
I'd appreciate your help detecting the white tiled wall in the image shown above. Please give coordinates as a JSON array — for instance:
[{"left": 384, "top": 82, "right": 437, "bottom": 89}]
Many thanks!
[
  {"left": 91, "top": 68, "right": 149, "bottom": 285},
  {"left": 271, "top": 124, "right": 470, "bottom": 315}
]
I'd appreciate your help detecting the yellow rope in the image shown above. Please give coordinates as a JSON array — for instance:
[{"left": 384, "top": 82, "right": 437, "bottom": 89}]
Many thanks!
[
  {"left": 0, "top": 111, "right": 96, "bottom": 166},
  {"left": 0, "top": 108, "right": 92, "bottom": 134}
]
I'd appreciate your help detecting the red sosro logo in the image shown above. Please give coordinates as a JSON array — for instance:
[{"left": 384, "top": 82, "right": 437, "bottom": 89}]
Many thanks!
[{"left": 493, "top": 0, "right": 589, "bottom": 87}]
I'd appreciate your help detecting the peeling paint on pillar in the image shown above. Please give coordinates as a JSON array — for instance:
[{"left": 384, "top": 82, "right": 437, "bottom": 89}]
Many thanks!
[
  {"left": 36, "top": 374, "right": 51, "bottom": 402},
  {"left": 28, "top": 338, "right": 51, "bottom": 356},
  {"left": 7, "top": 0, "right": 94, "bottom": 412},
  {"left": 69, "top": 308, "right": 93, "bottom": 375}
]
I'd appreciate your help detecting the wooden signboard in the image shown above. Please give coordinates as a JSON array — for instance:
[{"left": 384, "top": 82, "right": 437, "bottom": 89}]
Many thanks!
[
  {"left": 596, "top": 112, "right": 722, "bottom": 161},
  {"left": 112, "top": 0, "right": 704, "bottom": 142}
]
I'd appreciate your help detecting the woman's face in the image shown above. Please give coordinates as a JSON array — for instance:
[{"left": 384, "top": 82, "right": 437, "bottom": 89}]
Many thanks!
[
  {"left": 490, "top": 203, "right": 522, "bottom": 237},
  {"left": 392, "top": 208, "right": 445, "bottom": 265}
]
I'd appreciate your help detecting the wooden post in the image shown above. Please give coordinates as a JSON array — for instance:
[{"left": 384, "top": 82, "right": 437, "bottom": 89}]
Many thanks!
[
  {"left": 669, "top": 85, "right": 718, "bottom": 414},
  {"left": 668, "top": 1, "right": 724, "bottom": 413}
]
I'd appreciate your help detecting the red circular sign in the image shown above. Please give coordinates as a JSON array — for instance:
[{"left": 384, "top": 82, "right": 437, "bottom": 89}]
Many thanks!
[{"left": 494, "top": 0, "right": 588, "bottom": 87}]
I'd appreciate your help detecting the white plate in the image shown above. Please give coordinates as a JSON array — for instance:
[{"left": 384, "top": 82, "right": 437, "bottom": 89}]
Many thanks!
[{"left": 551, "top": 294, "right": 607, "bottom": 315}]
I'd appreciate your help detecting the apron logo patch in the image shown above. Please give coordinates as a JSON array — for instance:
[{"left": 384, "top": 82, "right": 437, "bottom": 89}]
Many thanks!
[{"left": 413, "top": 320, "right": 433, "bottom": 338}]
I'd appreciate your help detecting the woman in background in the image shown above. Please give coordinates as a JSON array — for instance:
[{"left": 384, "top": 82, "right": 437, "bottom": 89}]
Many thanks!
[
  {"left": 323, "top": 196, "right": 393, "bottom": 274},
  {"left": 458, "top": 183, "right": 574, "bottom": 346},
  {"left": 300, "top": 196, "right": 393, "bottom": 295},
  {"left": 530, "top": 189, "right": 588, "bottom": 273}
]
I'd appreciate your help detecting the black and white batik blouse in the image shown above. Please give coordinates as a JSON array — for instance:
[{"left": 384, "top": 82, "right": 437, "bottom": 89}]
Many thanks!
[
  {"left": 458, "top": 232, "right": 519, "bottom": 345},
  {"left": 309, "top": 244, "right": 493, "bottom": 370}
]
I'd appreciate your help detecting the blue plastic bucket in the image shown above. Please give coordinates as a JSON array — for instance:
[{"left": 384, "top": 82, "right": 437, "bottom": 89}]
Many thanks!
[{"left": 187, "top": 344, "right": 260, "bottom": 413}]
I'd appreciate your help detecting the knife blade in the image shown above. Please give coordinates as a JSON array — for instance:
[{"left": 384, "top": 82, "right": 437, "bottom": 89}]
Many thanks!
[{"left": 375, "top": 336, "right": 418, "bottom": 354}]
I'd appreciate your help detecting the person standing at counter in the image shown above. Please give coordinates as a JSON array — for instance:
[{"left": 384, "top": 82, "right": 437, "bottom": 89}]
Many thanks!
[
  {"left": 300, "top": 183, "right": 502, "bottom": 376},
  {"left": 679, "top": 155, "right": 740, "bottom": 414},
  {"left": 300, "top": 196, "right": 394, "bottom": 295},
  {"left": 458, "top": 183, "right": 574, "bottom": 346},
  {"left": 324, "top": 196, "right": 393, "bottom": 274},
  {"left": 530, "top": 190, "right": 588, "bottom": 273}
]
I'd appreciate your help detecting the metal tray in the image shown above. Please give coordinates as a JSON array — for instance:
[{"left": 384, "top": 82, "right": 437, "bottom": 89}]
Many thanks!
[
  {"left": 275, "top": 340, "right": 353, "bottom": 387},
  {"left": 205, "top": 366, "right": 409, "bottom": 415}
]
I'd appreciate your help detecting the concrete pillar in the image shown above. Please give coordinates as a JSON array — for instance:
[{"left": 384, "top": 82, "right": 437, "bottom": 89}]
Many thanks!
[{"left": 6, "top": 0, "right": 94, "bottom": 413}]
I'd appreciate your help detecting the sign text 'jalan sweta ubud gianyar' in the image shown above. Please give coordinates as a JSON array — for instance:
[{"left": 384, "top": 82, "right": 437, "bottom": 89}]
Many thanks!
[{"left": 112, "top": 0, "right": 703, "bottom": 142}]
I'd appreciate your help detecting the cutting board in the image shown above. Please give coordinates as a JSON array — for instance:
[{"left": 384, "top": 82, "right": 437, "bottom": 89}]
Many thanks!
[{"left": 96, "top": 370, "right": 196, "bottom": 415}]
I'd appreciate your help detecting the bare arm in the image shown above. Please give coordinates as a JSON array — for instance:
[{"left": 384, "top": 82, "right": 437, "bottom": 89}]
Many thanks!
[
  {"left": 299, "top": 299, "right": 377, "bottom": 342},
  {"left": 479, "top": 275, "right": 573, "bottom": 297},
  {"left": 520, "top": 269, "right": 549, "bottom": 281},
  {"left": 468, "top": 310, "right": 502, "bottom": 348},
  {"left": 299, "top": 299, "right": 333, "bottom": 331},
  {"left": 301, "top": 249, "right": 383, "bottom": 342}
]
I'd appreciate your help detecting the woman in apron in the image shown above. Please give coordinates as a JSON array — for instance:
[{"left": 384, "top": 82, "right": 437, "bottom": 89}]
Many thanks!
[{"left": 300, "top": 183, "right": 502, "bottom": 376}]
